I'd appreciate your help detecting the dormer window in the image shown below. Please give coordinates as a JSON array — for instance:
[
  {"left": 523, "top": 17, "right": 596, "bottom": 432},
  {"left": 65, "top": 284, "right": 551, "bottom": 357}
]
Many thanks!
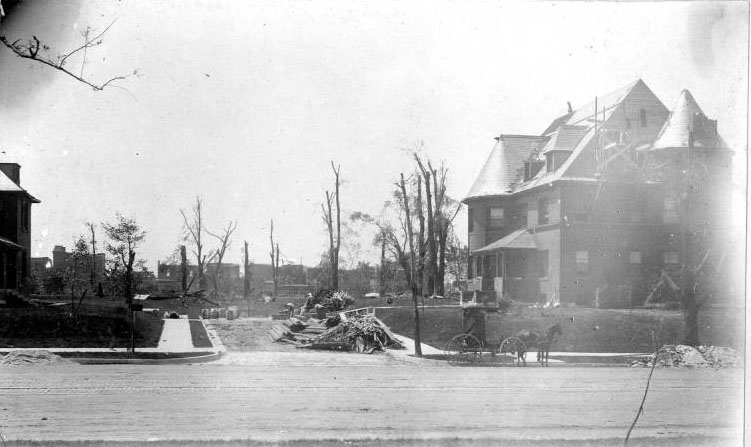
[
  {"left": 639, "top": 109, "right": 647, "bottom": 128},
  {"left": 546, "top": 153, "right": 554, "bottom": 172},
  {"left": 524, "top": 159, "right": 545, "bottom": 181}
]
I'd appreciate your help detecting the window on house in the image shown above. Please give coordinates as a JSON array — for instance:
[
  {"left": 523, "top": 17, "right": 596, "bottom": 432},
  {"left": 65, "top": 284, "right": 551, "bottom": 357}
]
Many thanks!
[
  {"left": 467, "top": 256, "right": 473, "bottom": 278},
  {"left": 663, "top": 251, "right": 679, "bottom": 264},
  {"left": 488, "top": 207, "right": 504, "bottom": 229},
  {"left": 629, "top": 251, "right": 642, "bottom": 264},
  {"left": 663, "top": 195, "right": 679, "bottom": 223},
  {"left": 510, "top": 202, "right": 528, "bottom": 228},
  {"left": 626, "top": 118, "right": 632, "bottom": 129},
  {"left": 546, "top": 154, "right": 554, "bottom": 172},
  {"left": 639, "top": 109, "right": 648, "bottom": 128},
  {"left": 21, "top": 200, "right": 29, "bottom": 232},
  {"left": 476, "top": 256, "right": 483, "bottom": 278},
  {"left": 538, "top": 197, "right": 549, "bottom": 225},
  {"left": 575, "top": 250, "right": 589, "bottom": 273},
  {"left": 468, "top": 208, "right": 475, "bottom": 233}
]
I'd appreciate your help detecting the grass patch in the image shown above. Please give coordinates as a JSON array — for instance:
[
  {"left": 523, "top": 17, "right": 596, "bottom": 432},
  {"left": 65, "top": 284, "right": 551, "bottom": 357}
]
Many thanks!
[
  {"left": 376, "top": 306, "right": 685, "bottom": 353},
  {"left": 189, "top": 320, "right": 213, "bottom": 348},
  {"left": 0, "top": 306, "right": 163, "bottom": 348}
]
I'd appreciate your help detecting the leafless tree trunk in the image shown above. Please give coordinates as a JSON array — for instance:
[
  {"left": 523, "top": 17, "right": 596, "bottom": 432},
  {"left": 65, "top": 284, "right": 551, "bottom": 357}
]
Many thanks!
[
  {"left": 322, "top": 162, "right": 342, "bottom": 290},
  {"left": 180, "top": 245, "right": 187, "bottom": 292},
  {"left": 86, "top": 222, "right": 97, "bottom": 288},
  {"left": 379, "top": 233, "right": 386, "bottom": 296},
  {"left": 206, "top": 220, "right": 237, "bottom": 299},
  {"left": 415, "top": 176, "right": 426, "bottom": 297},
  {"left": 244, "top": 240, "right": 250, "bottom": 301},
  {"left": 180, "top": 197, "right": 207, "bottom": 290},
  {"left": 269, "top": 220, "right": 278, "bottom": 298},
  {"left": 415, "top": 155, "right": 437, "bottom": 295},
  {"left": 398, "top": 173, "right": 422, "bottom": 357},
  {"left": 323, "top": 191, "right": 335, "bottom": 289}
]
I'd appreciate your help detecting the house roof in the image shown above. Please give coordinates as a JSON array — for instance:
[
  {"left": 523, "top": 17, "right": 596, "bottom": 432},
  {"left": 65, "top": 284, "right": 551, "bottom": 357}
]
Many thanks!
[
  {"left": 466, "top": 79, "right": 665, "bottom": 202},
  {"left": 541, "top": 125, "right": 590, "bottom": 154},
  {"left": 650, "top": 89, "right": 729, "bottom": 151},
  {"left": 564, "top": 79, "right": 644, "bottom": 128},
  {"left": 0, "top": 167, "right": 40, "bottom": 203},
  {"left": 541, "top": 111, "right": 573, "bottom": 136},
  {"left": 464, "top": 135, "right": 549, "bottom": 201},
  {"left": 472, "top": 228, "right": 540, "bottom": 254}
]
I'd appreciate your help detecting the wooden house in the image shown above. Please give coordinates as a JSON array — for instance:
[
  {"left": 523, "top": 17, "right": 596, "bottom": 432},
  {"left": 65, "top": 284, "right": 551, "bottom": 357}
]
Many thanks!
[
  {"left": 0, "top": 163, "right": 40, "bottom": 297},
  {"left": 463, "top": 79, "right": 732, "bottom": 307}
]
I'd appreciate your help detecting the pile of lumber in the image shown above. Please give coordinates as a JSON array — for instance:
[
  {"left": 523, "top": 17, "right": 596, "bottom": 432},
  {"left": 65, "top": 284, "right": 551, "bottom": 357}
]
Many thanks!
[
  {"left": 304, "top": 290, "right": 354, "bottom": 312},
  {"left": 268, "top": 312, "right": 404, "bottom": 354},
  {"left": 267, "top": 317, "right": 328, "bottom": 345}
]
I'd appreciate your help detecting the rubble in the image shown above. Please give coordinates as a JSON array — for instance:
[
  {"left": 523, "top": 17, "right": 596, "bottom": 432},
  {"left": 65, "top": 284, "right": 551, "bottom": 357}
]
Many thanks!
[
  {"left": 303, "top": 290, "right": 354, "bottom": 313},
  {"left": 268, "top": 311, "right": 404, "bottom": 354},
  {"left": 0, "top": 350, "right": 74, "bottom": 366},
  {"left": 631, "top": 344, "right": 741, "bottom": 369}
]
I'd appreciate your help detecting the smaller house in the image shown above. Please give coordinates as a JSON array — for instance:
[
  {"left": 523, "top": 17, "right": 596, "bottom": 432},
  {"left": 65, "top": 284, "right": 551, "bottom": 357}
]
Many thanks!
[{"left": 0, "top": 162, "right": 39, "bottom": 296}]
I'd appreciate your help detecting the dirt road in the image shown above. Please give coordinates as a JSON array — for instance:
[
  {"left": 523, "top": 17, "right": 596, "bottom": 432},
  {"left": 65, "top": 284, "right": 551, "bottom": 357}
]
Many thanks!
[{"left": 0, "top": 353, "right": 742, "bottom": 446}]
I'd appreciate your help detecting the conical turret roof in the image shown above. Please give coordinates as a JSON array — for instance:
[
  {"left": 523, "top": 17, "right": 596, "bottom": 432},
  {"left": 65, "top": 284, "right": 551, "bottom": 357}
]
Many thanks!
[{"left": 652, "top": 89, "right": 728, "bottom": 151}]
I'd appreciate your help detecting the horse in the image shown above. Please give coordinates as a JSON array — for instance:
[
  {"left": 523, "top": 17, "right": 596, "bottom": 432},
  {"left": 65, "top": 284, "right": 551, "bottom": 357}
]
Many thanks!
[
  {"left": 535, "top": 322, "right": 563, "bottom": 366},
  {"left": 512, "top": 322, "right": 563, "bottom": 367}
]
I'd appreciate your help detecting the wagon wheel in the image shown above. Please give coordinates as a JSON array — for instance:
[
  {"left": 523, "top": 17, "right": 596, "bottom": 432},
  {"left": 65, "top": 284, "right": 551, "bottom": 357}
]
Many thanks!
[
  {"left": 444, "top": 334, "right": 482, "bottom": 366},
  {"left": 499, "top": 336, "right": 527, "bottom": 366}
]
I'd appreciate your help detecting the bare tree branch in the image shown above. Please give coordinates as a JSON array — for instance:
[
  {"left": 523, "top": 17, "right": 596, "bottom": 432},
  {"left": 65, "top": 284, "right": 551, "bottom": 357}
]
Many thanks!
[{"left": 0, "top": 19, "right": 130, "bottom": 91}]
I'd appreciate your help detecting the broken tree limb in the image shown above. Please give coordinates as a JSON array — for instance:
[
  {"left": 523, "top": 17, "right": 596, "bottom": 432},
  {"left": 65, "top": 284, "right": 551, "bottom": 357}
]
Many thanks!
[{"left": 625, "top": 348, "right": 662, "bottom": 445}]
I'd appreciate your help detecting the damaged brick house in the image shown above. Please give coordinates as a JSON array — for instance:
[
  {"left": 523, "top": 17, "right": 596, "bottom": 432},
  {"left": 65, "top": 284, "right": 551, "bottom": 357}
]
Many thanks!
[
  {"left": 0, "top": 163, "right": 40, "bottom": 297},
  {"left": 463, "top": 79, "right": 732, "bottom": 307}
]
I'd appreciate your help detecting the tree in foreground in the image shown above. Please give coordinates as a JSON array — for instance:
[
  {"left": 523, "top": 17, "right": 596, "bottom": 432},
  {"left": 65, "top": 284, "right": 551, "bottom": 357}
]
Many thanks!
[
  {"left": 321, "top": 162, "right": 342, "bottom": 290},
  {"left": 102, "top": 213, "right": 146, "bottom": 302}
]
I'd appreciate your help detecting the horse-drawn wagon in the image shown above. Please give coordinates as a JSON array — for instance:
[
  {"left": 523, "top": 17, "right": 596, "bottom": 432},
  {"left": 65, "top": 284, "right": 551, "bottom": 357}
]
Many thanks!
[{"left": 444, "top": 292, "right": 563, "bottom": 367}]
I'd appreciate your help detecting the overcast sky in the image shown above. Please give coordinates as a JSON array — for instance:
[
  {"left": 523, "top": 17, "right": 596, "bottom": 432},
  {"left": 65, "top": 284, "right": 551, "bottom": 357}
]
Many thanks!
[{"left": 0, "top": 0, "right": 747, "bottom": 269}]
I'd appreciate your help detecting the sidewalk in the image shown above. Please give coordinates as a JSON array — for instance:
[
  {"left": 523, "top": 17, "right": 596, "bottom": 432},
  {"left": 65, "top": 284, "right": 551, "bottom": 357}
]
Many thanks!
[
  {"left": 0, "top": 317, "right": 226, "bottom": 363},
  {"left": 157, "top": 319, "right": 194, "bottom": 352}
]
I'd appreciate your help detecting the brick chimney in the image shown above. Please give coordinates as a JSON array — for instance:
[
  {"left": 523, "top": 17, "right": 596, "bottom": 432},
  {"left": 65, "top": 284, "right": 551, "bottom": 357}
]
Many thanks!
[{"left": 0, "top": 163, "right": 20, "bottom": 185}]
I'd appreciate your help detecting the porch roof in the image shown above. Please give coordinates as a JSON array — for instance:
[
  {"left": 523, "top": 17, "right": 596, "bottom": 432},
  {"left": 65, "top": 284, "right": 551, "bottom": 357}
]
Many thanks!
[
  {"left": 472, "top": 229, "right": 539, "bottom": 254},
  {"left": 0, "top": 236, "right": 23, "bottom": 250}
]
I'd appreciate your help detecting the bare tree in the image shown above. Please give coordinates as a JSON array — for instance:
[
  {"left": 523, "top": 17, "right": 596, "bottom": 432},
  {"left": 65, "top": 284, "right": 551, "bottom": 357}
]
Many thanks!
[
  {"left": 206, "top": 220, "right": 237, "bottom": 299},
  {"left": 86, "top": 222, "right": 97, "bottom": 288},
  {"left": 0, "top": 16, "right": 131, "bottom": 91},
  {"left": 321, "top": 162, "right": 342, "bottom": 290},
  {"left": 180, "top": 197, "right": 207, "bottom": 290},
  {"left": 269, "top": 220, "right": 279, "bottom": 298},
  {"left": 397, "top": 173, "right": 422, "bottom": 357}
]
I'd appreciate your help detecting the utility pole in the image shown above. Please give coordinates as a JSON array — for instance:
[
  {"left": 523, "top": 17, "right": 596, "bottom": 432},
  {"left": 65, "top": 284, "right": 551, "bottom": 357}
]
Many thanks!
[{"left": 681, "top": 131, "right": 699, "bottom": 346}]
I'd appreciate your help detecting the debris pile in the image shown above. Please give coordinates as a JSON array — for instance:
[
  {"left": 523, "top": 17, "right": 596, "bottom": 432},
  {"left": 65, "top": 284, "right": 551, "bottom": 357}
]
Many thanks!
[
  {"left": 268, "top": 312, "right": 404, "bottom": 354},
  {"left": 304, "top": 290, "right": 354, "bottom": 313},
  {"left": 631, "top": 345, "right": 741, "bottom": 368},
  {"left": 0, "top": 350, "right": 74, "bottom": 366}
]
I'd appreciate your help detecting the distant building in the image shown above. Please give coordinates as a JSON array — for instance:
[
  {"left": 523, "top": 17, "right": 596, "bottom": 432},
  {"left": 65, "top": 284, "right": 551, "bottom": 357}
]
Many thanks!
[
  {"left": 0, "top": 162, "right": 40, "bottom": 295},
  {"left": 30, "top": 257, "right": 51, "bottom": 277},
  {"left": 464, "top": 79, "right": 733, "bottom": 308},
  {"left": 48, "top": 245, "right": 106, "bottom": 284}
]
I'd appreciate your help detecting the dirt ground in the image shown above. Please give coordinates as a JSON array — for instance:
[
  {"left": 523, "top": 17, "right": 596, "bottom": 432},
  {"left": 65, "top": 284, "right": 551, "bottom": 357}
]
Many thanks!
[
  {"left": 206, "top": 317, "right": 300, "bottom": 352},
  {"left": 0, "top": 359, "right": 742, "bottom": 446}
]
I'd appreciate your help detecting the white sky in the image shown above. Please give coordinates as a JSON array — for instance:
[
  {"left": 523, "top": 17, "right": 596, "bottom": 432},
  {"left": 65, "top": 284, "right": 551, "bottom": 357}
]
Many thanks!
[{"left": 0, "top": 0, "right": 747, "bottom": 269}]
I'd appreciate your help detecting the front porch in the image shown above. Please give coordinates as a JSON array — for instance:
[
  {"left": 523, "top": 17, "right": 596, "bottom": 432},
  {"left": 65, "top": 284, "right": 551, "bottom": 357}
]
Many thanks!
[
  {"left": 468, "top": 229, "right": 549, "bottom": 304},
  {"left": 0, "top": 236, "right": 24, "bottom": 297}
]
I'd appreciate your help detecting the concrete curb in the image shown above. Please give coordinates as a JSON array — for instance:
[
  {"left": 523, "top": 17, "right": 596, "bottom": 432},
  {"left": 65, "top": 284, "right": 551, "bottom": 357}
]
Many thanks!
[{"left": 0, "top": 317, "right": 227, "bottom": 365}]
